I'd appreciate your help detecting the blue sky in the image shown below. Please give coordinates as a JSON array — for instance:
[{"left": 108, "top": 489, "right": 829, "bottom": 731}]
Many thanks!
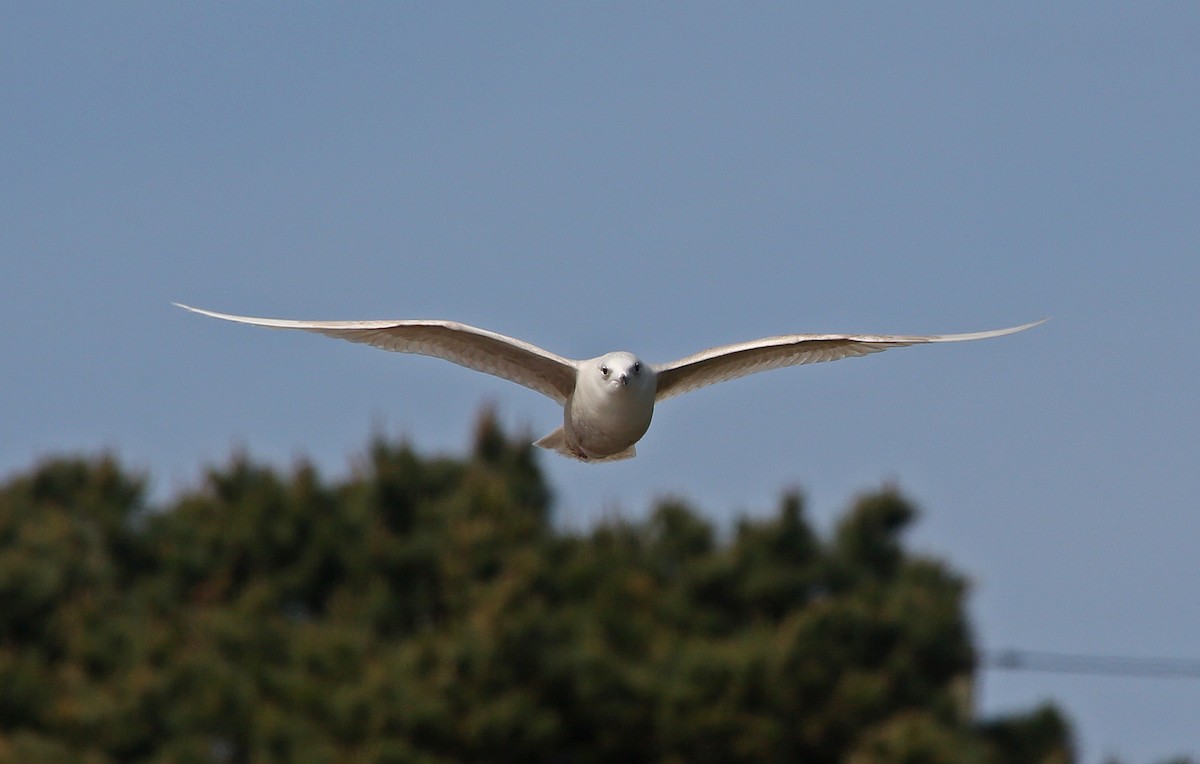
[{"left": 3, "top": 4, "right": 1198, "bottom": 760}]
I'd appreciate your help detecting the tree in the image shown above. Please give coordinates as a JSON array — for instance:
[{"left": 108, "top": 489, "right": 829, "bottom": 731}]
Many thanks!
[{"left": 0, "top": 410, "right": 1074, "bottom": 762}]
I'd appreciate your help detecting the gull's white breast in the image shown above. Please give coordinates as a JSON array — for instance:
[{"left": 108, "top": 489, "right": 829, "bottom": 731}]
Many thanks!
[{"left": 565, "top": 356, "right": 656, "bottom": 458}]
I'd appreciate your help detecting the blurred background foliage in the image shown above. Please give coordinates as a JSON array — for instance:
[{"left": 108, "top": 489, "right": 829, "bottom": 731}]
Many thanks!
[{"left": 0, "top": 410, "right": 1072, "bottom": 763}]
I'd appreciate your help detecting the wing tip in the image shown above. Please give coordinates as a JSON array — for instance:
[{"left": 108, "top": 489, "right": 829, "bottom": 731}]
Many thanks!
[
  {"left": 991, "top": 317, "right": 1050, "bottom": 337},
  {"left": 172, "top": 302, "right": 277, "bottom": 326},
  {"left": 173, "top": 301, "right": 212, "bottom": 317},
  {"left": 931, "top": 318, "right": 1049, "bottom": 342},
  {"left": 174, "top": 301, "right": 220, "bottom": 313}
]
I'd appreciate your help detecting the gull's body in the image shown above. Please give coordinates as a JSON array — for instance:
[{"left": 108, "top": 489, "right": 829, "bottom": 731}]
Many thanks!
[{"left": 175, "top": 303, "right": 1043, "bottom": 462}]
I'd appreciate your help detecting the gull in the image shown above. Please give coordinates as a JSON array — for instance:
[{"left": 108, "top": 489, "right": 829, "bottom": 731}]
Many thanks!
[{"left": 176, "top": 303, "right": 1043, "bottom": 462}]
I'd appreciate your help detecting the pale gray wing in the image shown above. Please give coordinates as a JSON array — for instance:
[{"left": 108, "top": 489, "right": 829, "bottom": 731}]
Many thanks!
[
  {"left": 653, "top": 320, "right": 1045, "bottom": 401},
  {"left": 175, "top": 303, "right": 578, "bottom": 404}
]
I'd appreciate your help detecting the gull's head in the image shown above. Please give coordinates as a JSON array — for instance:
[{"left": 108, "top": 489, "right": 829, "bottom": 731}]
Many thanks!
[{"left": 593, "top": 351, "right": 653, "bottom": 392}]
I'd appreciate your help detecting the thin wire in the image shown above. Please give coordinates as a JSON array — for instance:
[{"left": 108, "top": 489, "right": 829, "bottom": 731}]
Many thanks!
[{"left": 982, "top": 649, "right": 1200, "bottom": 679}]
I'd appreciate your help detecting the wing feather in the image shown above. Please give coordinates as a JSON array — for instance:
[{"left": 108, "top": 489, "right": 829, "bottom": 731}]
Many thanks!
[
  {"left": 175, "top": 304, "right": 578, "bottom": 404},
  {"left": 653, "top": 321, "right": 1044, "bottom": 401}
]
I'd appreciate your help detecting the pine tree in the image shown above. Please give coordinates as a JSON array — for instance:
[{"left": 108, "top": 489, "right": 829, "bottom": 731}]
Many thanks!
[{"left": 0, "top": 411, "right": 1073, "bottom": 763}]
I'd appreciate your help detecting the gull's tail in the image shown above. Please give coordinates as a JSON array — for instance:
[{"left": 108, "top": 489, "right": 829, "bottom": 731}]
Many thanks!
[{"left": 534, "top": 428, "right": 637, "bottom": 462}]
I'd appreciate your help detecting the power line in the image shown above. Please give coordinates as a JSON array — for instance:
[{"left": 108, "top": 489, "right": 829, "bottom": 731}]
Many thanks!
[{"left": 982, "top": 649, "right": 1200, "bottom": 679}]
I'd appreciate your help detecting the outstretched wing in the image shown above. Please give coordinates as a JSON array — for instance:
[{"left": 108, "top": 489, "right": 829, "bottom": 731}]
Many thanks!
[
  {"left": 175, "top": 303, "right": 578, "bottom": 404},
  {"left": 653, "top": 320, "right": 1045, "bottom": 401}
]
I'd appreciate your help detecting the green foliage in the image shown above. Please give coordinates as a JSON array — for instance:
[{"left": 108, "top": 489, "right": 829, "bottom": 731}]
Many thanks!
[{"left": 0, "top": 411, "right": 1073, "bottom": 762}]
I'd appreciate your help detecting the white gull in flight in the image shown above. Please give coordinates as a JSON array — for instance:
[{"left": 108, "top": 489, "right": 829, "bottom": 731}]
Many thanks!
[{"left": 176, "top": 303, "right": 1043, "bottom": 462}]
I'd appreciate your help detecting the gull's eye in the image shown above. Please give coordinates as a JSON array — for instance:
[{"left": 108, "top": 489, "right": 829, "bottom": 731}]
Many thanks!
[{"left": 600, "top": 365, "right": 609, "bottom": 377}]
